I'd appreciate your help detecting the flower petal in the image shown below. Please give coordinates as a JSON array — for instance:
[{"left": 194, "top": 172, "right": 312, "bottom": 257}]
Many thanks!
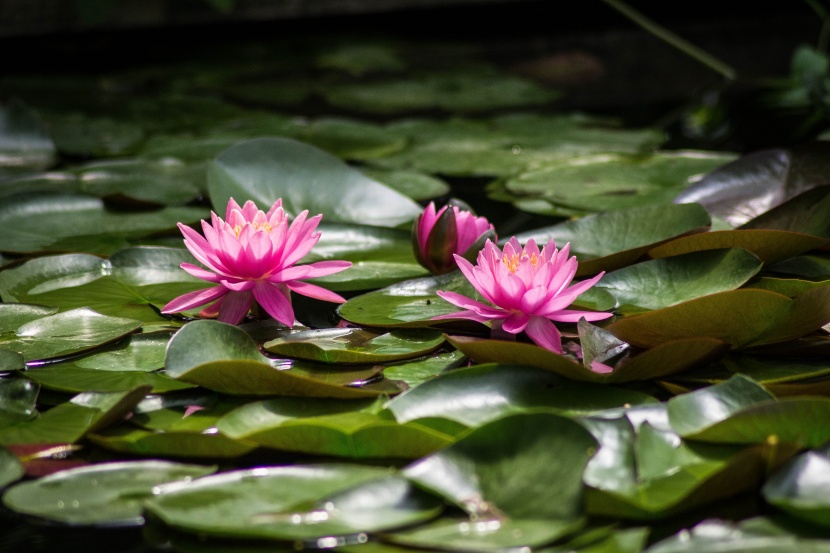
[
  {"left": 285, "top": 280, "right": 347, "bottom": 304},
  {"left": 525, "top": 316, "right": 563, "bottom": 353},
  {"left": 162, "top": 286, "right": 227, "bottom": 314},
  {"left": 252, "top": 282, "right": 295, "bottom": 326},
  {"left": 501, "top": 313, "right": 530, "bottom": 334},
  {"left": 435, "top": 290, "right": 505, "bottom": 319},
  {"left": 549, "top": 309, "right": 613, "bottom": 323},
  {"left": 217, "top": 290, "right": 253, "bottom": 325},
  {"left": 180, "top": 262, "right": 222, "bottom": 283}
]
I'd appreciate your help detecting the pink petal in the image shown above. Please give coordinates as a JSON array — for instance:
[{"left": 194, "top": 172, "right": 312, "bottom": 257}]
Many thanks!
[
  {"left": 219, "top": 279, "right": 255, "bottom": 292},
  {"left": 520, "top": 286, "right": 550, "bottom": 314},
  {"left": 501, "top": 313, "right": 530, "bottom": 334},
  {"left": 272, "top": 260, "right": 352, "bottom": 282},
  {"left": 225, "top": 198, "right": 244, "bottom": 220},
  {"left": 252, "top": 282, "right": 295, "bottom": 326},
  {"left": 265, "top": 199, "right": 284, "bottom": 222},
  {"left": 285, "top": 280, "right": 347, "bottom": 304},
  {"left": 432, "top": 309, "right": 501, "bottom": 324},
  {"left": 162, "top": 286, "right": 227, "bottom": 314},
  {"left": 435, "top": 290, "right": 505, "bottom": 319},
  {"left": 525, "top": 316, "right": 563, "bottom": 354},
  {"left": 561, "top": 271, "right": 606, "bottom": 298},
  {"left": 549, "top": 309, "right": 613, "bottom": 323},
  {"left": 217, "top": 290, "right": 253, "bottom": 325},
  {"left": 417, "top": 202, "right": 442, "bottom": 254},
  {"left": 179, "top": 263, "right": 222, "bottom": 283}
]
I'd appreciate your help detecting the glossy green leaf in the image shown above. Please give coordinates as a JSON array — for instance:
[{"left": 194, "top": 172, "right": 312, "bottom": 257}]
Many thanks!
[
  {"left": 263, "top": 328, "right": 445, "bottom": 364},
  {"left": 648, "top": 229, "right": 827, "bottom": 265},
  {"left": 217, "top": 397, "right": 455, "bottom": 458},
  {"left": 385, "top": 516, "right": 585, "bottom": 552},
  {"left": 610, "top": 286, "right": 830, "bottom": 349},
  {"left": 0, "top": 386, "right": 150, "bottom": 445},
  {"left": 768, "top": 253, "right": 830, "bottom": 279},
  {"left": 581, "top": 415, "right": 762, "bottom": 520},
  {"left": 207, "top": 137, "right": 422, "bottom": 227},
  {"left": 165, "top": 320, "right": 403, "bottom": 398},
  {"left": 89, "top": 425, "right": 256, "bottom": 459},
  {"left": 24, "top": 367, "right": 193, "bottom": 394},
  {"left": 741, "top": 185, "right": 830, "bottom": 238},
  {"left": 404, "top": 412, "right": 596, "bottom": 520},
  {"left": 325, "top": 72, "right": 559, "bottom": 114},
  {"left": 374, "top": 113, "right": 664, "bottom": 177},
  {"left": 315, "top": 42, "right": 406, "bottom": 75},
  {"left": 381, "top": 349, "right": 467, "bottom": 388},
  {"left": 386, "top": 363, "right": 656, "bottom": 428},
  {"left": 0, "top": 303, "right": 57, "bottom": 331},
  {"left": 0, "top": 308, "right": 142, "bottom": 362},
  {"left": 763, "top": 448, "right": 830, "bottom": 527},
  {"left": 46, "top": 113, "right": 145, "bottom": 157},
  {"left": 2, "top": 460, "right": 215, "bottom": 526},
  {"left": 674, "top": 142, "right": 830, "bottom": 227},
  {"left": 0, "top": 193, "right": 208, "bottom": 255},
  {"left": 145, "top": 465, "right": 440, "bottom": 540},
  {"left": 646, "top": 517, "right": 830, "bottom": 553},
  {"left": 0, "top": 101, "right": 56, "bottom": 175},
  {"left": 514, "top": 203, "right": 711, "bottom": 275},
  {"left": 359, "top": 168, "right": 450, "bottom": 202},
  {"left": 72, "top": 158, "right": 205, "bottom": 205},
  {"left": 445, "top": 336, "right": 727, "bottom": 384},
  {"left": 0, "top": 445, "right": 23, "bottom": 488},
  {"left": 504, "top": 151, "right": 734, "bottom": 214},
  {"left": 668, "top": 375, "right": 830, "bottom": 447},
  {"left": 597, "top": 248, "right": 762, "bottom": 312}
]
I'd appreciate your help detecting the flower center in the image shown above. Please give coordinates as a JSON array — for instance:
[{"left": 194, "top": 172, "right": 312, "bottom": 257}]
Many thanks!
[
  {"left": 233, "top": 221, "right": 273, "bottom": 237},
  {"left": 502, "top": 251, "right": 540, "bottom": 273}
]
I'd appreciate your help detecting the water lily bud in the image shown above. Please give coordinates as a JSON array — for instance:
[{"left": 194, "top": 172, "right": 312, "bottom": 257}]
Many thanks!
[{"left": 413, "top": 200, "right": 496, "bottom": 275}]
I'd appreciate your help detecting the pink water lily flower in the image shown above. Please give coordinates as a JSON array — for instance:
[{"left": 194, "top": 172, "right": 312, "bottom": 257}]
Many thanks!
[
  {"left": 434, "top": 237, "right": 612, "bottom": 353},
  {"left": 162, "top": 198, "right": 351, "bottom": 326},
  {"left": 413, "top": 201, "right": 496, "bottom": 274}
]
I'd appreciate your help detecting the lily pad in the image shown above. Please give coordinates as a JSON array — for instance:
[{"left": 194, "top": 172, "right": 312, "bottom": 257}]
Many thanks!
[
  {"left": 217, "top": 397, "right": 455, "bottom": 458},
  {"left": 0, "top": 101, "right": 56, "bottom": 175},
  {"left": 359, "top": 168, "right": 450, "bottom": 202},
  {"left": 762, "top": 448, "right": 830, "bottom": 527},
  {"left": 0, "top": 192, "right": 208, "bottom": 255},
  {"left": 597, "top": 248, "right": 762, "bottom": 312},
  {"left": 208, "top": 137, "right": 422, "bottom": 227},
  {"left": 404, "top": 412, "right": 596, "bottom": 520},
  {"left": 0, "top": 378, "right": 39, "bottom": 424},
  {"left": 145, "top": 465, "right": 441, "bottom": 540},
  {"left": 445, "top": 336, "right": 727, "bottom": 384},
  {"left": 386, "top": 363, "right": 657, "bottom": 428},
  {"left": 674, "top": 142, "right": 830, "bottom": 227},
  {"left": 514, "top": 202, "right": 711, "bottom": 276},
  {"left": 2, "top": 460, "right": 215, "bottom": 526},
  {"left": 165, "top": 320, "right": 404, "bottom": 398},
  {"left": 609, "top": 286, "right": 830, "bottom": 349},
  {"left": 504, "top": 151, "right": 735, "bottom": 215},
  {"left": 45, "top": 113, "right": 145, "bottom": 157},
  {"left": 263, "top": 328, "right": 445, "bottom": 364},
  {"left": 0, "top": 445, "right": 23, "bottom": 488}
]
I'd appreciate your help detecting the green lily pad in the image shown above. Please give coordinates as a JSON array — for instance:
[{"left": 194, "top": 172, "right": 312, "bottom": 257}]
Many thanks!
[
  {"left": 385, "top": 516, "right": 585, "bottom": 552},
  {"left": 145, "top": 465, "right": 441, "bottom": 540},
  {"left": 668, "top": 375, "right": 830, "bottom": 447},
  {"left": 0, "top": 445, "right": 24, "bottom": 488},
  {"left": 597, "top": 248, "right": 762, "bottom": 313},
  {"left": 445, "top": 336, "right": 727, "bottom": 384},
  {"left": 45, "top": 113, "right": 145, "bottom": 157},
  {"left": 0, "top": 192, "right": 208, "bottom": 255},
  {"left": 208, "top": 137, "right": 422, "bottom": 227},
  {"left": 0, "top": 303, "right": 58, "bottom": 331},
  {"left": 165, "top": 320, "right": 404, "bottom": 398},
  {"left": 381, "top": 349, "right": 467, "bottom": 388},
  {"left": 2, "top": 460, "right": 215, "bottom": 526},
  {"left": 72, "top": 158, "right": 205, "bottom": 206},
  {"left": 0, "top": 101, "right": 56, "bottom": 175},
  {"left": 89, "top": 425, "right": 256, "bottom": 459},
  {"left": 609, "top": 286, "right": 830, "bottom": 349},
  {"left": 515, "top": 202, "right": 711, "bottom": 276},
  {"left": 768, "top": 253, "right": 830, "bottom": 279},
  {"left": 647, "top": 229, "right": 828, "bottom": 265},
  {"left": 386, "top": 363, "right": 656, "bottom": 428},
  {"left": 263, "top": 328, "right": 445, "bottom": 364},
  {"left": 580, "top": 415, "right": 763, "bottom": 520},
  {"left": 0, "top": 307, "right": 142, "bottom": 362},
  {"left": 359, "top": 168, "right": 450, "bottom": 202},
  {"left": 762, "top": 448, "right": 830, "bottom": 527},
  {"left": 0, "top": 386, "right": 150, "bottom": 445},
  {"left": 324, "top": 72, "right": 559, "bottom": 114},
  {"left": 217, "top": 397, "right": 455, "bottom": 458},
  {"left": 315, "top": 42, "right": 407, "bottom": 75},
  {"left": 373, "top": 113, "right": 664, "bottom": 177},
  {"left": 504, "top": 151, "right": 735, "bottom": 215},
  {"left": 24, "top": 366, "right": 193, "bottom": 394},
  {"left": 404, "top": 412, "right": 596, "bottom": 520},
  {"left": 740, "top": 185, "right": 830, "bottom": 238}
]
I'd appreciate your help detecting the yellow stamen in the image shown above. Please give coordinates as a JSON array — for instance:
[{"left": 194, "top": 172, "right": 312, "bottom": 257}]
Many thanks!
[{"left": 502, "top": 253, "right": 520, "bottom": 273}]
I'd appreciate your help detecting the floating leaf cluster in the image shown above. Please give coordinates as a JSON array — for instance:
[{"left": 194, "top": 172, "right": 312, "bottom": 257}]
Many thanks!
[{"left": 1, "top": 37, "right": 830, "bottom": 553}]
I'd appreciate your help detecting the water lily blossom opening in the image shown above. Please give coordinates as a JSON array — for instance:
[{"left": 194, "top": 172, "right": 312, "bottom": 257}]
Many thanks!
[
  {"left": 162, "top": 198, "right": 351, "bottom": 326},
  {"left": 413, "top": 201, "right": 496, "bottom": 275},
  {"left": 434, "top": 237, "right": 612, "bottom": 353}
]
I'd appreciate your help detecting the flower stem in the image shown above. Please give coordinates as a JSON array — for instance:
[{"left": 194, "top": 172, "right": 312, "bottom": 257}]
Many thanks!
[{"left": 600, "top": 0, "right": 737, "bottom": 81}]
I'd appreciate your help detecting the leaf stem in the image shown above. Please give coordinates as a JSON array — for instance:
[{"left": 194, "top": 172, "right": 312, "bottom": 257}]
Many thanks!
[{"left": 600, "top": 0, "right": 737, "bottom": 81}]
